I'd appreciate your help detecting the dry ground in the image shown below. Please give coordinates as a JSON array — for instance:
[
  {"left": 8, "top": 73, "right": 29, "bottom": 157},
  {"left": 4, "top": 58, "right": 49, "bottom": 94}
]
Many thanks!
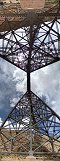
[{"left": 0, "top": 155, "right": 60, "bottom": 161}]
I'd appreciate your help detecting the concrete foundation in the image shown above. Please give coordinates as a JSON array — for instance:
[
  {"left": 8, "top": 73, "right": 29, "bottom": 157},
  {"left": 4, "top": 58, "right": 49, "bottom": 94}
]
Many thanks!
[{"left": 20, "top": 0, "right": 45, "bottom": 9}]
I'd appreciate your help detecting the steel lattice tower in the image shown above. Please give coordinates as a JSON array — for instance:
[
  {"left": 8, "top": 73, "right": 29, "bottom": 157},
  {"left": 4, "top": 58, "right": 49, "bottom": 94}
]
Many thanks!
[{"left": 0, "top": 0, "right": 60, "bottom": 156}]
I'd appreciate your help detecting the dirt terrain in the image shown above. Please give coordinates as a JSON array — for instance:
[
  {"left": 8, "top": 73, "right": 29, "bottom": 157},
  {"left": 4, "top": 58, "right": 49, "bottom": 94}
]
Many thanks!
[{"left": 0, "top": 155, "right": 60, "bottom": 161}]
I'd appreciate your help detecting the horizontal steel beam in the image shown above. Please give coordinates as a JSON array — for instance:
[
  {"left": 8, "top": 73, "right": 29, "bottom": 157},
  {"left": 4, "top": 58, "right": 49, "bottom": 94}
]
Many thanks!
[
  {"left": 0, "top": 151, "right": 60, "bottom": 156},
  {"left": 0, "top": 12, "right": 60, "bottom": 18}
]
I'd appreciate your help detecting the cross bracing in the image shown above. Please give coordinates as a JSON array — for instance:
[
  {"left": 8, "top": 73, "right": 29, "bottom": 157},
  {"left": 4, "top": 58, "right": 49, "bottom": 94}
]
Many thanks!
[
  {"left": 0, "top": 91, "right": 60, "bottom": 154},
  {"left": 0, "top": 0, "right": 60, "bottom": 156},
  {"left": 0, "top": 19, "right": 60, "bottom": 72}
]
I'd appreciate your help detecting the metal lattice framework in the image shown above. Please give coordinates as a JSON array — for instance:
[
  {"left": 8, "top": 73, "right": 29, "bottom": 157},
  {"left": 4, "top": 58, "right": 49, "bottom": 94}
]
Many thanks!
[
  {"left": 0, "top": 20, "right": 60, "bottom": 72},
  {"left": 1, "top": 91, "right": 60, "bottom": 154},
  {"left": 0, "top": 0, "right": 60, "bottom": 156}
]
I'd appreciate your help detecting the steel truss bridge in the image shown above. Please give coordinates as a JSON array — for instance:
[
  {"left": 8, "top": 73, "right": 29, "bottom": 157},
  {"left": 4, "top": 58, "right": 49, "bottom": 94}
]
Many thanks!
[{"left": 0, "top": 0, "right": 60, "bottom": 156}]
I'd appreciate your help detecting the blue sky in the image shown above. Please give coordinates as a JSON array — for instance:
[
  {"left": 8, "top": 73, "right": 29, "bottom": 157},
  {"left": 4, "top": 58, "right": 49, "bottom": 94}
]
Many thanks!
[
  {"left": 0, "top": 58, "right": 26, "bottom": 122},
  {"left": 0, "top": 57, "right": 60, "bottom": 125}
]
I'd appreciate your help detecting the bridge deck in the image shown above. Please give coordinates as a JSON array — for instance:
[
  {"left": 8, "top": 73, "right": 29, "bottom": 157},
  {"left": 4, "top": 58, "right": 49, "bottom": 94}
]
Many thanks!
[{"left": 0, "top": 0, "right": 59, "bottom": 31}]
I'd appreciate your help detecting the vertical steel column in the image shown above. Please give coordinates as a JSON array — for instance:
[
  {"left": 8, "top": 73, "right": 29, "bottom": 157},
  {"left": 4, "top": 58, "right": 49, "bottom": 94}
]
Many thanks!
[
  {"left": 29, "top": 100, "right": 33, "bottom": 156},
  {"left": 58, "top": 34, "right": 60, "bottom": 55},
  {"left": 27, "top": 71, "right": 30, "bottom": 92},
  {"left": 27, "top": 25, "right": 33, "bottom": 155}
]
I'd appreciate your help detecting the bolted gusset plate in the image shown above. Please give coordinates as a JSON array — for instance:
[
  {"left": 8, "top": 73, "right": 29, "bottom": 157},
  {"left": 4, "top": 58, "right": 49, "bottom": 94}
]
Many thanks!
[
  {"left": 0, "top": 19, "right": 60, "bottom": 72},
  {"left": 0, "top": 91, "right": 60, "bottom": 153}
]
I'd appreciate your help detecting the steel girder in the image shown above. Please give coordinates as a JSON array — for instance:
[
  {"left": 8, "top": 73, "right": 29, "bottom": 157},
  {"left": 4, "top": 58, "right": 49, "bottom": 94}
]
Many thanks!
[
  {"left": 0, "top": 18, "right": 60, "bottom": 72},
  {"left": 0, "top": 91, "right": 60, "bottom": 154}
]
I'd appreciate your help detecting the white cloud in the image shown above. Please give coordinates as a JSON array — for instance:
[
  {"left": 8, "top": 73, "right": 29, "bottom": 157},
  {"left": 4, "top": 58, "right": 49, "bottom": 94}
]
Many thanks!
[
  {"left": 31, "top": 61, "right": 60, "bottom": 116},
  {"left": 0, "top": 118, "right": 2, "bottom": 126},
  {"left": 0, "top": 58, "right": 23, "bottom": 120},
  {"left": 2, "top": 117, "right": 29, "bottom": 130},
  {"left": 13, "top": 68, "right": 27, "bottom": 93},
  {"left": 10, "top": 97, "right": 20, "bottom": 107}
]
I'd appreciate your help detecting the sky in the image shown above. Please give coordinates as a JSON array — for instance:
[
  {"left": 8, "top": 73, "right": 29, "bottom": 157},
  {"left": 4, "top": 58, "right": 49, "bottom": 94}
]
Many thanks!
[
  {"left": 0, "top": 57, "right": 26, "bottom": 123},
  {"left": 0, "top": 57, "right": 60, "bottom": 126}
]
